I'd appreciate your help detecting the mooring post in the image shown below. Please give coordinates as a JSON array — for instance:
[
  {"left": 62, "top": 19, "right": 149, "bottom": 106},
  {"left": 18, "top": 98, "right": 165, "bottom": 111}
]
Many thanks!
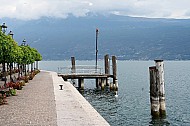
[
  {"left": 71, "top": 57, "right": 76, "bottom": 73},
  {"left": 149, "top": 60, "right": 166, "bottom": 118},
  {"left": 149, "top": 66, "right": 160, "bottom": 118},
  {"left": 71, "top": 57, "right": 76, "bottom": 84},
  {"left": 112, "top": 56, "right": 118, "bottom": 90},
  {"left": 59, "top": 85, "right": 63, "bottom": 90},
  {"left": 155, "top": 60, "right": 166, "bottom": 117},
  {"left": 104, "top": 54, "right": 110, "bottom": 86},
  {"left": 78, "top": 78, "right": 84, "bottom": 90}
]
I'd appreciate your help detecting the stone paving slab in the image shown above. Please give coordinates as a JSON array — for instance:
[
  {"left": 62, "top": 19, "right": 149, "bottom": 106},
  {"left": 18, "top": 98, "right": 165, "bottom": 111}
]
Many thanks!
[{"left": 51, "top": 71, "right": 110, "bottom": 126}]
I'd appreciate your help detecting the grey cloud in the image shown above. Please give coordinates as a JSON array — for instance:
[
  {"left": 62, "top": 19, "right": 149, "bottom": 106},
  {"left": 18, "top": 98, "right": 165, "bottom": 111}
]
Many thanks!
[{"left": 0, "top": 0, "right": 190, "bottom": 20}]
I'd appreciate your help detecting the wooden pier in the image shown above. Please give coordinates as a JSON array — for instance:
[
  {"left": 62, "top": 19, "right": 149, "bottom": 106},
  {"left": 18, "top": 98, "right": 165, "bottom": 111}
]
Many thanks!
[{"left": 58, "top": 55, "right": 118, "bottom": 90}]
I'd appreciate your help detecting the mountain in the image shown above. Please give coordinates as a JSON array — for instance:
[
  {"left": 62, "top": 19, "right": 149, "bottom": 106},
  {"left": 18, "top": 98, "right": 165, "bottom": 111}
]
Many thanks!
[{"left": 1, "top": 15, "right": 190, "bottom": 60}]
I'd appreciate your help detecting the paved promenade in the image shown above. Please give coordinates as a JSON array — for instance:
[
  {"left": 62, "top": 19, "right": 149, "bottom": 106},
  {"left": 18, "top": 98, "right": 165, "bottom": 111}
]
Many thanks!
[{"left": 0, "top": 71, "right": 110, "bottom": 126}]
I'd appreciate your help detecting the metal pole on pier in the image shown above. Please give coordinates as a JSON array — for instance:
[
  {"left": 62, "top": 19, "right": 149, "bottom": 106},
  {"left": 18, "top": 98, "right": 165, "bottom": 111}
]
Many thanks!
[{"left": 95, "top": 28, "right": 99, "bottom": 70}]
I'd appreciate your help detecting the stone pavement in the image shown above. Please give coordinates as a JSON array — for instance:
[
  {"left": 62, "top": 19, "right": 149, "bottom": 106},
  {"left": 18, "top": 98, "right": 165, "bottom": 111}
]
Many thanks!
[
  {"left": 0, "top": 71, "right": 110, "bottom": 126},
  {"left": 0, "top": 71, "right": 57, "bottom": 126},
  {"left": 51, "top": 71, "right": 110, "bottom": 126}
]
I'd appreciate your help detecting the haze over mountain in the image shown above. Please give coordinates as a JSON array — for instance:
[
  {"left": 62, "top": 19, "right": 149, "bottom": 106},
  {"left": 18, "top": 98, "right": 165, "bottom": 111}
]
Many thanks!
[{"left": 1, "top": 14, "right": 190, "bottom": 60}]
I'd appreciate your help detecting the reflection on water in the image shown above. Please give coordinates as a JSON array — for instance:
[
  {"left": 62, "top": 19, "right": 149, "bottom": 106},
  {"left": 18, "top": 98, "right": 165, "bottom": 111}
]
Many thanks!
[{"left": 150, "top": 118, "right": 170, "bottom": 126}]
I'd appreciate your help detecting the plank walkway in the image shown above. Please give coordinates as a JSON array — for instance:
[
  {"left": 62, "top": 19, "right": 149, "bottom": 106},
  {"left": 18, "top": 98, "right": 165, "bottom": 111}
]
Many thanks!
[{"left": 0, "top": 71, "right": 110, "bottom": 126}]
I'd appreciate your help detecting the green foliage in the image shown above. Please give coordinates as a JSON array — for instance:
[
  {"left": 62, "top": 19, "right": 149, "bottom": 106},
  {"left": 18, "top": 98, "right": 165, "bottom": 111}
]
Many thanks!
[
  {"left": 10, "top": 88, "right": 16, "bottom": 96},
  {"left": 0, "top": 30, "right": 42, "bottom": 67},
  {"left": 15, "top": 46, "right": 24, "bottom": 64},
  {"left": 32, "top": 48, "right": 42, "bottom": 61}
]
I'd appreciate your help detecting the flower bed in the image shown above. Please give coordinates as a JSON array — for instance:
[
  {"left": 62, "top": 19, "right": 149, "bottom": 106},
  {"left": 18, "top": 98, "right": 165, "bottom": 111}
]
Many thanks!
[{"left": 0, "top": 70, "right": 40, "bottom": 105}]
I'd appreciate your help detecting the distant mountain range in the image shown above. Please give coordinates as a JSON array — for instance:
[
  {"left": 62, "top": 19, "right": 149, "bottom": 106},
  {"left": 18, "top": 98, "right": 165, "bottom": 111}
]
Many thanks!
[{"left": 1, "top": 15, "right": 190, "bottom": 60}]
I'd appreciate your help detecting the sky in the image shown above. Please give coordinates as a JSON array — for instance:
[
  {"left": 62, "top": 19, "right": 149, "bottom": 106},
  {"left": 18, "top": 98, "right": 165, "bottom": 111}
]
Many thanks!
[{"left": 0, "top": 0, "right": 190, "bottom": 20}]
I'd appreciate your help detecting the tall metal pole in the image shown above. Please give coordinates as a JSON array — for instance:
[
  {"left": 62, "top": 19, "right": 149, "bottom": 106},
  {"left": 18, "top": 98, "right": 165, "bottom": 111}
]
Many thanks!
[{"left": 95, "top": 28, "right": 99, "bottom": 70}]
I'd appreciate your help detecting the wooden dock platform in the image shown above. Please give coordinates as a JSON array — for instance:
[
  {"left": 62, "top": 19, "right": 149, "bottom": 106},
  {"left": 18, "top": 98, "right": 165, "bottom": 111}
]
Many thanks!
[
  {"left": 58, "top": 74, "right": 113, "bottom": 80},
  {"left": 58, "top": 55, "right": 118, "bottom": 90}
]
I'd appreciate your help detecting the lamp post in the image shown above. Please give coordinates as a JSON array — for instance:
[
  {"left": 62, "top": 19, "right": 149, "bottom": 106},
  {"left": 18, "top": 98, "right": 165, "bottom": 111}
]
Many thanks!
[
  {"left": 8, "top": 31, "right": 14, "bottom": 81},
  {"left": 8, "top": 31, "right": 14, "bottom": 39},
  {"left": 1, "top": 23, "right": 8, "bottom": 84},
  {"left": 95, "top": 28, "right": 99, "bottom": 70},
  {"left": 1, "top": 23, "right": 7, "bottom": 33},
  {"left": 21, "top": 39, "right": 27, "bottom": 76},
  {"left": 22, "top": 39, "right": 26, "bottom": 46}
]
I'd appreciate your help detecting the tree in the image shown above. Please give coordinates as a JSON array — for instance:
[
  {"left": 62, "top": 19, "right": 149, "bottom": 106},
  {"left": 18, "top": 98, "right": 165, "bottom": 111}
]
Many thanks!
[
  {"left": 0, "top": 32, "right": 11, "bottom": 84},
  {"left": 15, "top": 46, "right": 24, "bottom": 78},
  {"left": 0, "top": 29, "right": 42, "bottom": 84},
  {"left": 32, "top": 48, "right": 42, "bottom": 70}
]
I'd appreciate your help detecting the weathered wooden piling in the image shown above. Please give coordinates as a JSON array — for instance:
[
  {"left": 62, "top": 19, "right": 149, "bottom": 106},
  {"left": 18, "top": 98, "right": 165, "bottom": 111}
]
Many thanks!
[
  {"left": 104, "top": 54, "right": 110, "bottom": 86},
  {"left": 59, "top": 56, "right": 118, "bottom": 91},
  {"left": 149, "top": 66, "right": 160, "bottom": 118},
  {"left": 71, "top": 57, "right": 76, "bottom": 84},
  {"left": 96, "top": 78, "right": 100, "bottom": 89},
  {"left": 101, "top": 78, "right": 106, "bottom": 90},
  {"left": 149, "top": 60, "right": 166, "bottom": 118},
  {"left": 155, "top": 60, "right": 166, "bottom": 117},
  {"left": 71, "top": 57, "right": 76, "bottom": 73},
  {"left": 112, "top": 56, "right": 118, "bottom": 90},
  {"left": 78, "top": 78, "right": 84, "bottom": 90}
]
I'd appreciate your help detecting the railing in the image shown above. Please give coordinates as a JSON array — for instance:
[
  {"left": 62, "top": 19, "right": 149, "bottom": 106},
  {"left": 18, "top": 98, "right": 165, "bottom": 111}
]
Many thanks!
[{"left": 58, "top": 65, "right": 103, "bottom": 75}]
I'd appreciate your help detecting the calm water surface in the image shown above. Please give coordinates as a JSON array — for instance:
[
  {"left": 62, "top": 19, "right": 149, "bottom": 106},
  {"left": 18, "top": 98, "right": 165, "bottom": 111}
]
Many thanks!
[{"left": 39, "top": 60, "right": 190, "bottom": 126}]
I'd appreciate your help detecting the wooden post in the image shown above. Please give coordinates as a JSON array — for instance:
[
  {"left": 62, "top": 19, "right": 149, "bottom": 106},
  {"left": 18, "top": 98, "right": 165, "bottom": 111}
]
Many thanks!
[
  {"left": 96, "top": 78, "right": 101, "bottom": 89},
  {"left": 114, "top": 79, "right": 118, "bottom": 91},
  {"left": 71, "top": 57, "right": 76, "bottom": 85},
  {"left": 63, "top": 78, "right": 68, "bottom": 81},
  {"left": 71, "top": 57, "right": 76, "bottom": 73},
  {"left": 112, "top": 56, "right": 118, "bottom": 90},
  {"left": 149, "top": 66, "right": 160, "bottom": 118},
  {"left": 78, "top": 78, "right": 84, "bottom": 90},
  {"left": 149, "top": 60, "right": 166, "bottom": 118},
  {"left": 101, "top": 78, "right": 106, "bottom": 90},
  {"left": 104, "top": 54, "right": 110, "bottom": 86},
  {"left": 155, "top": 60, "right": 166, "bottom": 117}
]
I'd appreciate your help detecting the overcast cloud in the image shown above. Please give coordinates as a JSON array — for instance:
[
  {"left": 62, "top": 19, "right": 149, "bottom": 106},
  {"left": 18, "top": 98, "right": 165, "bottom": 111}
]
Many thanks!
[{"left": 0, "top": 0, "right": 190, "bottom": 20}]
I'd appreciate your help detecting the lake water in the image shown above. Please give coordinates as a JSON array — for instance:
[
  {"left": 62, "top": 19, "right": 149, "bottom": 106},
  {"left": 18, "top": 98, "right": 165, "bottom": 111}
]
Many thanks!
[{"left": 39, "top": 60, "right": 190, "bottom": 126}]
